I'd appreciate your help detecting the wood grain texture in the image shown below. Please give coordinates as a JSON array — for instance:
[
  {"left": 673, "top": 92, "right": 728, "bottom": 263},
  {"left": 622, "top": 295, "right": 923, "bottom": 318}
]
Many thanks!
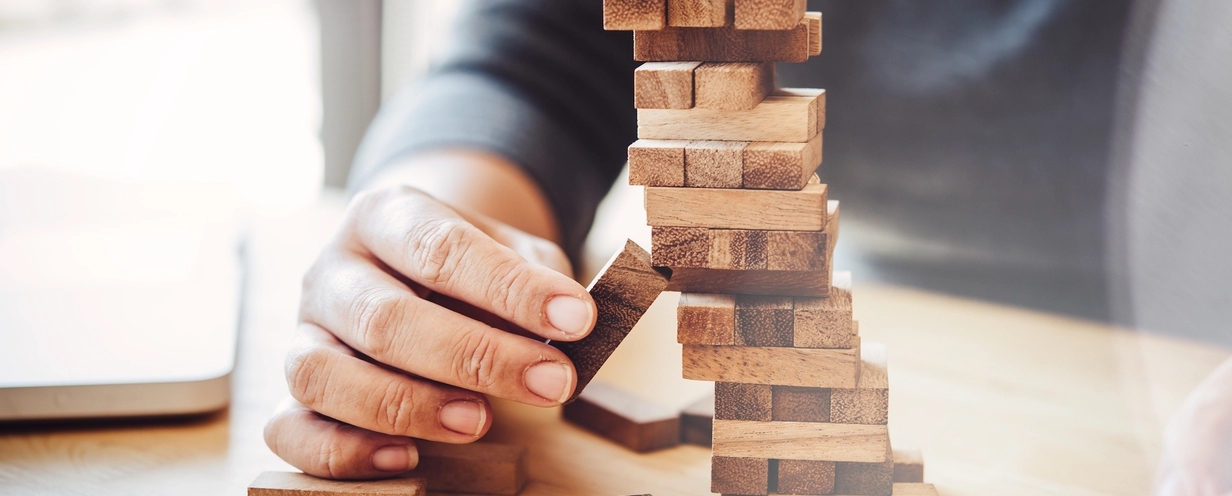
[
  {"left": 776, "top": 459, "right": 836, "bottom": 495},
  {"left": 562, "top": 381, "right": 680, "bottom": 452},
  {"left": 551, "top": 240, "right": 669, "bottom": 402},
  {"left": 887, "top": 483, "right": 940, "bottom": 496},
  {"left": 794, "top": 269, "right": 854, "bottom": 348},
  {"left": 708, "top": 228, "right": 755, "bottom": 269},
  {"left": 676, "top": 292, "right": 737, "bottom": 345},
  {"left": 805, "top": 11, "right": 822, "bottom": 55},
  {"left": 604, "top": 0, "right": 666, "bottom": 30},
  {"left": 665, "top": 266, "right": 831, "bottom": 297},
  {"left": 247, "top": 472, "right": 425, "bottom": 496},
  {"left": 892, "top": 448, "right": 924, "bottom": 483},
  {"left": 633, "top": 17, "right": 812, "bottom": 62},
  {"left": 772, "top": 385, "right": 831, "bottom": 422},
  {"left": 714, "top": 382, "right": 771, "bottom": 421},
  {"left": 680, "top": 392, "right": 715, "bottom": 446},
  {"left": 733, "top": 0, "right": 806, "bottom": 30},
  {"left": 743, "top": 132, "right": 823, "bottom": 190},
  {"left": 694, "top": 62, "right": 775, "bottom": 110},
  {"left": 835, "top": 444, "right": 894, "bottom": 496},
  {"left": 712, "top": 420, "right": 889, "bottom": 462},
  {"left": 831, "top": 342, "right": 889, "bottom": 425},
  {"left": 652, "top": 226, "right": 708, "bottom": 267},
  {"left": 645, "top": 183, "right": 827, "bottom": 230},
  {"left": 638, "top": 89, "right": 823, "bottom": 142},
  {"left": 682, "top": 340, "right": 860, "bottom": 387},
  {"left": 651, "top": 219, "right": 833, "bottom": 271},
  {"left": 634, "top": 62, "right": 699, "bottom": 109},
  {"left": 685, "top": 140, "right": 746, "bottom": 188},
  {"left": 736, "top": 295, "right": 794, "bottom": 346},
  {"left": 404, "top": 442, "right": 527, "bottom": 495},
  {"left": 711, "top": 456, "right": 770, "bottom": 495},
  {"left": 667, "top": 0, "right": 732, "bottom": 27},
  {"left": 628, "top": 139, "right": 688, "bottom": 187}
]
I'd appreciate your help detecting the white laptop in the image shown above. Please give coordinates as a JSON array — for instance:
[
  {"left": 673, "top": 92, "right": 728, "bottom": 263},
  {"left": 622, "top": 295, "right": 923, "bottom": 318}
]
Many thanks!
[{"left": 0, "top": 168, "right": 243, "bottom": 421}]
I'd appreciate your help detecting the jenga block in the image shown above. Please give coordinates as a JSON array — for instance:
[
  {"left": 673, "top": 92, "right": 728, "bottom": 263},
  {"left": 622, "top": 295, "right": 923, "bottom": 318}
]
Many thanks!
[
  {"left": 645, "top": 183, "right": 827, "bottom": 230},
  {"left": 634, "top": 16, "right": 814, "bottom": 62},
  {"left": 634, "top": 62, "right": 699, "bottom": 109},
  {"left": 247, "top": 472, "right": 426, "bottom": 496},
  {"left": 652, "top": 226, "right": 708, "bottom": 267},
  {"left": 734, "top": 0, "right": 806, "bottom": 30},
  {"left": 772, "top": 386, "right": 830, "bottom": 422},
  {"left": 550, "top": 240, "right": 669, "bottom": 402},
  {"left": 604, "top": 0, "right": 666, "bottom": 30},
  {"left": 835, "top": 444, "right": 894, "bottom": 496},
  {"left": 562, "top": 381, "right": 680, "bottom": 452},
  {"left": 667, "top": 0, "right": 732, "bottom": 27},
  {"left": 708, "top": 229, "right": 757, "bottom": 269},
  {"left": 651, "top": 210, "right": 834, "bottom": 271},
  {"left": 776, "top": 459, "right": 836, "bottom": 495},
  {"left": 685, "top": 140, "right": 746, "bottom": 188},
  {"left": 805, "top": 12, "right": 822, "bottom": 55},
  {"left": 711, "top": 456, "right": 771, "bottom": 495},
  {"left": 831, "top": 342, "right": 889, "bottom": 425},
  {"left": 735, "top": 295, "right": 794, "bottom": 346},
  {"left": 666, "top": 266, "right": 831, "bottom": 297},
  {"left": 892, "top": 448, "right": 924, "bottom": 483},
  {"left": 405, "top": 442, "right": 527, "bottom": 495},
  {"left": 694, "top": 62, "right": 775, "bottom": 110},
  {"left": 712, "top": 420, "right": 889, "bottom": 462},
  {"left": 682, "top": 339, "right": 860, "bottom": 387},
  {"left": 638, "top": 89, "right": 824, "bottom": 142},
  {"left": 628, "top": 139, "right": 688, "bottom": 187},
  {"left": 680, "top": 392, "right": 715, "bottom": 446},
  {"left": 743, "top": 133, "right": 823, "bottom": 190},
  {"left": 677, "top": 292, "right": 737, "bottom": 345},
  {"left": 891, "top": 483, "right": 940, "bottom": 496},
  {"left": 794, "top": 270, "right": 854, "bottom": 348},
  {"left": 777, "top": 87, "right": 827, "bottom": 131},
  {"left": 715, "top": 382, "right": 771, "bottom": 420}
]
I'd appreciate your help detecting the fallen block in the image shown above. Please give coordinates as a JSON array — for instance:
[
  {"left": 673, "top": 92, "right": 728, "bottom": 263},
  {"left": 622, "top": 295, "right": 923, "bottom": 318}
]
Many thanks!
[
  {"left": 733, "top": 0, "right": 806, "bottom": 30},
  {"left": 683, "top": 341, "right": 860, "bottom": 387},
  {"left": 676, "top": 292, "right": 737, "bottom": 345},
  {"left": 776, "top": 459, "right": 836, "bottom": 495},
  {"left": 680, "top": 392, "right": 715, "bottom": 446},
  {"left": 247, "top": 472, "right": 426, "bottom": 496},
  {"left": 667, "top": 0, "right": 732, "bottom": 27},
  {"left": 634, "top": 62, "right": 700, "bottom": 109},
  {"left": 644, "top": 183, "right": 828, "bottom": 230},
  {"left": 712, "top": 419, "right": 889, "bottom": 463},
  {"left": 694, "top": 62, "right": 775, "bottom": 110},
  {"left": 604, "top": 0, "right": 666, "bottom": 30},
  {"left": 562, "top": 381, "right": 681, "bottom": 452},
  {"left": 638, "top": 89, "right": 825, "bottom": 142},
  {"left": 715, "top": 381, "right": 772, "bottom": 421},
  {"left": 404, "top": 441, "right": 527, "bottom": 495},
  {"left": 711, "top": 456, "right": 771, "bottom": 495},
  {"left": 634, "top": 14, "right": 819, "bottom": 62},
  {"left": 892, "top": 447, "right": 924, "bottom": 483},
  {"left": 830, "top": 342, "right": 889, "bottom": 425},
  {"left": 771, "top": 385, "right": 830, "bottom": 422}
]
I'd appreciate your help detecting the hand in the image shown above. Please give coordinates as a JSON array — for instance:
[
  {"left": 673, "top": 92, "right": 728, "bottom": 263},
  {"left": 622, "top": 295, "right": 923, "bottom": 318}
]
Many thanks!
[
  {"left": 263, "top": 184, "right": 596, "bottom": 479},
  {"left": 1155, "top": 356, "right": 1232, "bottom": 495}
]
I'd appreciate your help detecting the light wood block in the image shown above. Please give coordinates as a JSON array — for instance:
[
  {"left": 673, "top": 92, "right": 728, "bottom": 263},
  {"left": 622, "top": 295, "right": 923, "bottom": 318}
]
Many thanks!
[
  {"left": 776, "top": 459, "right": 835, "bottom": 495},
  {"left": 835, "top": 444, "right": 894, "bottom": 496},
  {"left": 633, "top": 15, "right": 815, "bottom": 62},
  {"left": 247, "top": 472, "right": 426, "bottom": 496},
  {"left": 628, "top": 139, "right": 688, "bottom": 187},
  {"left": 550, "top": 240, "right": 669, "bottom": 402},
  {"left": 694, "top": 62, "right": 775, "bottom": 110},
  {"left": 712, "top": 420, "right": 889, "bottom": 462},
  {"left": 405, "top": 442, "right": 527, "bottom": 495},
  {"left": 888, "top": 483, "right": 940, "bottom": 496},
  {"left": 794, "top": 269, "right": 854, "bottom": 348},
  {"left": 665, "top": 266, "right": 831, "bottom": 297},
  {"left": 562, "top": 381, "right": 680, "bottom": 452},
  {"left": 735, "top": 295, "right": 794, "bottom": 346},
  {"left": 634, "top": 62, "right": 699, "bottom": 109},
  {"left": 604, "top": 0, "right": 666, "bottom": 30},
  {"left": 734, "top": 0, "right": 806, "bottom": 30},
  {"left": 743, "top": 132, "right": 823, "bottom": 190},
  {"left": 771, "top": 385, "right": 830, "bottom": 422},
  {"left": 805, "top": 12, "right": 822, "bottom": 55},
  {"left": 711, "top": 456, "right": 770, "bottom": 495},
  {"left": 892, "top": 448, "right": 924, "bottom": 483},
  {"left": 831, "top": 342, "right": 889, "bottom": 425},
  {"left": 714, "top": 382, "right": 771, "bottom": 421},
  {"left": 682, "top": 340, "right": 860, "bottom": 387},
  {"left": 644, "top": 183, "right": 827, "bottom": 230},
  {"left": 709, "top": 228, "right": 762, "bottom": 269},
  {"left": 685, "top": 140, "right": 746, "bottom": 188},
  {"left": 676, "top": 292, "right": 737, "bottom": 345},
  {"left": 667, "top": 0, "right": 732, "bottom": 27},
  {"left": 680, "top": 392, "right": 715, "bottom": 446},
  {"left": 638, "top": 89, "right": 824, "bottom": 142}
]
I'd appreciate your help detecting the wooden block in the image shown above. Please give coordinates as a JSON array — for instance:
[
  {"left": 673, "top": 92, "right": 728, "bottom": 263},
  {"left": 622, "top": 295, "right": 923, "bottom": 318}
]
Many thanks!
[
  {"left": 735, "top": 295, "right": 793, "bottom": 347},
  {"left": 734, "top": 0, "right": 806, "bottom": 30},
  {"left": 682, "top": 340, "right": 860, "bottom": 387},
  {"left": 892, "top": 448, "right": 924, "bottom": 483},
  {"left": 715, "top": 382, "right": 771, "bottom": 420},
  {"left": 805, "top": 12, "right": 822, "bottom": 55},
  {"left": 694, "top": 62, "right": 775, "bottom": 110},
  {"left": 405, "top": 441, "right": 527, "bottom": 495},
  {"left": 634, "top": 17, "right": 812, "bottom": 62},
  {"left": 707, "top": 229, "right": 754, "bottom": 269},
  {"left": 793, "top": 269, "right": 854, "bottom": 348},
  {"left": 628, "top": 139, "right": 688, "bottom": 187},
  {"left": 831, "top": 342, "right": 889, "bottom": 425},
  {"left": 638, "top": 89, "right": 824, "bottom": 142},
  {"left": 680, "top": 392, "right": 715, "bottom": 446},
  {"left": 835, "top": 444, "right": 894, "bottom": 496},
  {"left": 634, "top": 62, "right": 699, "bottom": 109},
  {"left": 248, "top": 472, "right": 426, "bottom": 496},
  {"left": 676, "top": 292, "right": 736, "bottom": 345},
  {"left": 652, "top": 226, "right": 708, "bottom": 267},
  {"left": 651, "top": 218, "right": 833, "bottom": 272},
  {"left": 667, "top": 0, "right": 732, "bottom": 27},
  {"left": 711, "top": 456, "right": 770, "bottom": 495},
  {"left": 712, "top": 419, "right": 889, "bottom": 462},
  {"left": 685, "top": 140, "right": 746, "bottom": 188},
  {"left": 604, "top": 0, "right": 666, "bottom": 30},
  {"left": 777, "top": 87, "right": 827, "bottom": 131},
  {"left": 890, "top": 483, "right": 940, "bottom": 496},
  {"left": 666, "top": 266, "right": 831, "bottom": 297},
  {"left": 550, "top": 240, "right": 669, "bottom": 402},
  {"left": 743, "top": 133, "right": 823, "bottom": 190},
  {"left": 776, "top": 459, "right": 835, "bottom": 495},
  {"left": 562, "top": 381, "right": 681, "bottom": 452},
  {"left": 771, "top": 386, "right": 830, "bottom": 422},
  {"left": 645, "top": 183, "right": 827, "bottom": 230}
]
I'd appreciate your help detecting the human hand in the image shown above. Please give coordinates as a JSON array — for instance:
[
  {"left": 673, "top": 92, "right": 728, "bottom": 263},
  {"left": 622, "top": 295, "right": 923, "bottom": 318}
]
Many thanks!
[{"left": 1155, "top": 356, "right": 1232, "bottom": 495}]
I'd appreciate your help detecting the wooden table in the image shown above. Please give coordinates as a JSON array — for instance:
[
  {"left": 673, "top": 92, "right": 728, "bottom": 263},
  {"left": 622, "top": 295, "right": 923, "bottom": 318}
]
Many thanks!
[{"left": 1, "top": 190, "right": 1227, "bottom": 496}]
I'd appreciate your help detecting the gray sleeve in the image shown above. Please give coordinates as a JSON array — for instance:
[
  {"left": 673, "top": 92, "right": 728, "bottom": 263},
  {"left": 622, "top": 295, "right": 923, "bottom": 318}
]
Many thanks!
[{"left": 349, "top": 0, "right": 638, "bottom": 264}]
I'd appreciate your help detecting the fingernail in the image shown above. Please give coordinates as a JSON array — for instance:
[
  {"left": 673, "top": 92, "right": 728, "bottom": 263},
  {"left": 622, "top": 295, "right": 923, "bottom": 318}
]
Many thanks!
[
  {"left": 546, "top": 295, "right": 592, "bottom": 337},
  {"left": 439, "top": 400, "right": 485, "bottom": 437},
  {"left": 524, "top": 361, "right": 573, "bottom": 404},
  {"left": 372, "top": 444, "right": 417, "bottom": 472}
]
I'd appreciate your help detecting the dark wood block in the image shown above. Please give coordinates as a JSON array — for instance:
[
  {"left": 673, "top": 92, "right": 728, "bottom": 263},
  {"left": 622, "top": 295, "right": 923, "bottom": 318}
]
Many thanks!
[
  {"left": 711, "top": 456, "right": 770, "bottom": 495},
  {"left": 892, "top": 447, "right": 924, "bottom": 483},
  {"left": 680, "top": 392, "right": 715, "bottom": 446},
  {"left": 604, "top": 0, "right": 666, "bottom": 30},
  {"left": 775, "top": 459, "right": 835, "bottom": 495},
  {"left": 634, "top": 17, "right": 814, "bottom": 62},
  {"left": 715, "top": 382, "right": 771, "bottom": 421},
  {"left": 677, "top": 292, "right": 737, "bottom": 345},
  {"left": 404, "top": 441, "right": 527, "bottom": 495},
  {"left": 665, "top": 266, "right": 830, "bottom": 297},
  {"left": 771, "top": 385, "right": 830, "bottom": 422},
  {"left": 562, "top": 381, "right": 680, "bottom": 452},
  {"left": 736, "top": 295, "right": 794, "bottom": 347},
  {"left": 733, "top": 0, "right": 806, "bottom": 30},
  {"left": 248, "top": 472, "right": 426, "bottom": 496},
  {"left": 652, "top": 226, "right": 708, "bottom": 268}
]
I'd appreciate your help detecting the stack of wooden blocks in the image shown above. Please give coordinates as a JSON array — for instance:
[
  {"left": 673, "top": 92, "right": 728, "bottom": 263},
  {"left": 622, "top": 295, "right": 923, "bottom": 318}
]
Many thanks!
[{"left": 604, "top": 1, "right": 937, "bottom": 495}]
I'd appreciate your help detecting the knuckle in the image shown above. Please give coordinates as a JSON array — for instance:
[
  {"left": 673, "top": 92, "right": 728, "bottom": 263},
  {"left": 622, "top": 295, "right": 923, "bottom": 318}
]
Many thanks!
[
  {"left": 484, "top": 257, "right": 535, "bottom": 319},
  {"left": 349, "top": 287, "right": 410, "bottom": 358},
  {"left": 373, "top": 379, "right": 419, "bottom": 436},
  {"left": 451, "top": 331, "right": 501, "bottom": 392},
  {"left": 314, "top": 424, "right": 352, "bottom": 479},
  {"left": 405, "top": 217, "right": 473, "bottom": 289},
  {"left": 285, "top": 346, "right": 336, "bottom": 406}
]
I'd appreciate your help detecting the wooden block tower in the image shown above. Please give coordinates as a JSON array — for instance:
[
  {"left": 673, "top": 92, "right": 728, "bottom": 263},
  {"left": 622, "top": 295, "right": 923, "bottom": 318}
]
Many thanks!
[{"left": 603, "top": 1, "right": 938, "bottom": 494}]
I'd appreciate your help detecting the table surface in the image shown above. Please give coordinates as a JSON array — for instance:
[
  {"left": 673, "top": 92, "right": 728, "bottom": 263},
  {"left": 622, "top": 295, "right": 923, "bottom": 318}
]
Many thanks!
[{"left": 1, "top": 190, "right": 1227, "bottom": 496}]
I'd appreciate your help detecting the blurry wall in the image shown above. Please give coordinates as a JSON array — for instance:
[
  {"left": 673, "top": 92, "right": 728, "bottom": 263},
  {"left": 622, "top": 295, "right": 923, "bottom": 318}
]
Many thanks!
[{"left": 316, "top": 0, "right": 380, "bottom": 188}]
